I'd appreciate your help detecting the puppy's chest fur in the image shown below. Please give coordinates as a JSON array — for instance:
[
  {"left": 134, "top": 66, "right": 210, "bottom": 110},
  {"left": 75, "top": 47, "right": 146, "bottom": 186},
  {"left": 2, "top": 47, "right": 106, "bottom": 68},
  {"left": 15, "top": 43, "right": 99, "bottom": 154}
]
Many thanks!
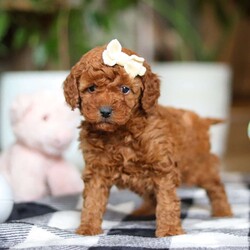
[{"left": 83, "top": 127, "right": 157, "bottom": 191}]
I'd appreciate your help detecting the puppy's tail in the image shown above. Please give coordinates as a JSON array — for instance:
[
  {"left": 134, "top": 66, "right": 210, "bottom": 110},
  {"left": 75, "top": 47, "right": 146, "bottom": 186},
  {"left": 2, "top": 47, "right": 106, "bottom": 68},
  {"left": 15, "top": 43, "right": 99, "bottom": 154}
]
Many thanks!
[{"left": 204, "top": 118, "right": 225, "bottom": 126}]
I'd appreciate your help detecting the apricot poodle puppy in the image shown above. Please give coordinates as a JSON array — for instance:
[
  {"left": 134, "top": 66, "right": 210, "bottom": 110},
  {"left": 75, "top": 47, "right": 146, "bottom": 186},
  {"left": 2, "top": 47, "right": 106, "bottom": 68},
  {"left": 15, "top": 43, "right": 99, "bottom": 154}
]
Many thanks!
[{"left": 63, "top": 39, "right": 232, "bottom": 237}]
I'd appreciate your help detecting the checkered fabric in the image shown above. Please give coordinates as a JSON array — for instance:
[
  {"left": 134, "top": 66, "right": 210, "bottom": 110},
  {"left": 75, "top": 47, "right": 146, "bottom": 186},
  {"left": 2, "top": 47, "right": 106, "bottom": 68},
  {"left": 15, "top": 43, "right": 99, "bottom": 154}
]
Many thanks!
[{"left": 0, "top": 173, "right": 249, "bottom": 249}]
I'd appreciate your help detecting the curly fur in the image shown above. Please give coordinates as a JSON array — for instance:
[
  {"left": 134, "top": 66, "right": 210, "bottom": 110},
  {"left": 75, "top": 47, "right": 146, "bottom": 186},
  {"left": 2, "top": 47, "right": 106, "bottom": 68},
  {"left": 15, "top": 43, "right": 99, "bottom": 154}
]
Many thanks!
[{"left": 63, "top": 44, "right": 232, "bottom": 237}]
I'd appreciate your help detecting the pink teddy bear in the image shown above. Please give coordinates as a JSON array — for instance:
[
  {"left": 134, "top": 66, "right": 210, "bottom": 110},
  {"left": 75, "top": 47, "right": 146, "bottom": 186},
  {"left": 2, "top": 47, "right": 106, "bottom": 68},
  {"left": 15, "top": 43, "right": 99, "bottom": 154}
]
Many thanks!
[{"left": 0, "top": 91, "right": 83, "bottom": 202}]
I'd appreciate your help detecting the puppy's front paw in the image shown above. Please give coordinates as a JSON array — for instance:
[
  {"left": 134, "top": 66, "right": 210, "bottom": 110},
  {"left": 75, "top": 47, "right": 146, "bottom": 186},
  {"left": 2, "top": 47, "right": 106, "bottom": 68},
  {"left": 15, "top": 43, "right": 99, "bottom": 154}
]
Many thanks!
[
  {"left": 76, "top": 225, "right": 103, "bottom": 236},
  {"left": 156, "top": 226, "right": 185, "bottom": 237}
]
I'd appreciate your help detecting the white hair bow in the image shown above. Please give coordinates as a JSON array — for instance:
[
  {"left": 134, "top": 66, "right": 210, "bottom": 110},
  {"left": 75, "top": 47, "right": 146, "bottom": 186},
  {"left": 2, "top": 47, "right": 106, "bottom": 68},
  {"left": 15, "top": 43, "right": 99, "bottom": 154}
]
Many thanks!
[{"left": 102, "top": 39, "right": 146, "bottom": 78}]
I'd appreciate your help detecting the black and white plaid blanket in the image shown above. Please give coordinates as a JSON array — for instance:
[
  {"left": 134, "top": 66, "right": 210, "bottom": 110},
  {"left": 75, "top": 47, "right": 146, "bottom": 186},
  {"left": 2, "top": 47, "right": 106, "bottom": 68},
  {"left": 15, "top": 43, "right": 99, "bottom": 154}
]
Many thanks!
[{"left": 1, "top": 173, "right": 249, "bottom": 249}]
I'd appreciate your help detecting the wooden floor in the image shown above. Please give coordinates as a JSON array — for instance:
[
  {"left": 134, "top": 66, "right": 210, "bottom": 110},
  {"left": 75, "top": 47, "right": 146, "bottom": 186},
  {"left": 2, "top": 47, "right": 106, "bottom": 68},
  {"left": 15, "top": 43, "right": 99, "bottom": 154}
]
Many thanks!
[{"left": 223, "top": 103, "right": 250, "bottom": 172}]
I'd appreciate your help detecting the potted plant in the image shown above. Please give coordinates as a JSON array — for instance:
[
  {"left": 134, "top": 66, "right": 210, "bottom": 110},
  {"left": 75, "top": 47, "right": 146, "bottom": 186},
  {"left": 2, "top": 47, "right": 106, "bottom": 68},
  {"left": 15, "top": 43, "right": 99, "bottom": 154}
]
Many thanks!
[{"left": 140, "top": 0, "right": 244, "bottom": 158}]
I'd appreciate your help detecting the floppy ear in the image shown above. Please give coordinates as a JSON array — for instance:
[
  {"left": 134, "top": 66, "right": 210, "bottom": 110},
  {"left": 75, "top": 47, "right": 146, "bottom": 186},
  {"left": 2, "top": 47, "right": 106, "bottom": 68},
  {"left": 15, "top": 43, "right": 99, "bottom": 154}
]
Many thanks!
[
  {"left": 63, "top": 47, "right": 104, "bottom": 110},
  {"left": 63, "top": 69, "right": 80, "bottom": 110},
  {"left": 140, "top": 64, "right": 160, "bottom": 114}
]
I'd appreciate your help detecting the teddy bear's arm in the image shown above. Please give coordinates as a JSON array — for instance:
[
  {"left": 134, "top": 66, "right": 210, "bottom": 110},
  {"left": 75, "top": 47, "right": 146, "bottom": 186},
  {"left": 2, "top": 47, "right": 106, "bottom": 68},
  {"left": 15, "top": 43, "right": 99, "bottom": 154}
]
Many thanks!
[
  {"left": 4, "top": 144, "right": 49, "bottom": 202},
  {"left": 47, "top": 160, "right": 83, "bottom": 196}
]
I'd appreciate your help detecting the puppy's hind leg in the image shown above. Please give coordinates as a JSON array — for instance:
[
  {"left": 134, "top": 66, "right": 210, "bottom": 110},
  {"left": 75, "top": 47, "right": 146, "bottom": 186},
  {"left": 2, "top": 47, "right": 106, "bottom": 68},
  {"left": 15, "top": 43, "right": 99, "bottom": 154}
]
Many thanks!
[
  {"left": 131, "top": 193, "right": 156, "bottom": 217},
  {"left": 198, "top": 154, "right": 233, "bottom": 217}
]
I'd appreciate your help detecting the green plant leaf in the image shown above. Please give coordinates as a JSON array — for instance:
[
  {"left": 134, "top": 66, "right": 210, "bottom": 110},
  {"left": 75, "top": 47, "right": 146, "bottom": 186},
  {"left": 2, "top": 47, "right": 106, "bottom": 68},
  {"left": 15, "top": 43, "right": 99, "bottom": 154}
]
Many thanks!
[
  {"left": 93, "top": 11, "right": 111, "bottom": 31},
  {"left": 0, "top": 12, "right": 10, "bottom": 40},
  {"left": 68, "top": 8, "right": 90, "bottom": 65},
  {"left": 0, "top": 43, "right": 8, "bottom": 56},
  {"left": 46, "top": 16, "right": 59, "bottom": 60},
  {"left": 12, "top": 27, "right": 28, "bottom": 49},
  {"left": 108, "top": 0, "right": 138, "bottom": 12}
]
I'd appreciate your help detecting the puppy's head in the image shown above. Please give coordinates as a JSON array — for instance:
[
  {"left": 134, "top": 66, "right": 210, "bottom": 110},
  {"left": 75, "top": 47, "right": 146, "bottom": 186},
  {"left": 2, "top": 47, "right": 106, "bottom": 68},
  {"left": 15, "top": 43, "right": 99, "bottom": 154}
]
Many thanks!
[{"left": 63, "top": 41, "right": 160, "bottom": 132}]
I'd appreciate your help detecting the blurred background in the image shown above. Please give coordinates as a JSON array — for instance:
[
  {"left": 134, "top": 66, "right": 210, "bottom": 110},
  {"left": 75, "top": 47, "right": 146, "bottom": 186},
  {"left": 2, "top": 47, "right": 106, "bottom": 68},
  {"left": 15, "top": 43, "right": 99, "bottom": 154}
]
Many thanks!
[{"left": 0, "top": 0, "right": 249, "bottom": 171}]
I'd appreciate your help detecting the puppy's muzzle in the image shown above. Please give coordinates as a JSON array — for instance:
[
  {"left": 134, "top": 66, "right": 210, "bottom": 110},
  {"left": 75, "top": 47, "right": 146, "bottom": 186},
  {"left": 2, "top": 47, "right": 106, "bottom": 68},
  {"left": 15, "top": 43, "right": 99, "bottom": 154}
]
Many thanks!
[{"left": 99, "top": 106, "right": 112, "bottom": 118}]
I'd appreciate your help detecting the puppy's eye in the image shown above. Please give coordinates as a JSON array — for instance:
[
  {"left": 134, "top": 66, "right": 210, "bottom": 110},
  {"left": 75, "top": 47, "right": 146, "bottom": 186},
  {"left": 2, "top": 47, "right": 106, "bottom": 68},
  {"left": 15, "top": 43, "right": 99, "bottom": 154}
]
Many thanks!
[
  {"left": 88, "top": 85, "right": 96, "bottom": 93},
  {"left": 121, "top": 86, "right": 130, "bottom": 94}
]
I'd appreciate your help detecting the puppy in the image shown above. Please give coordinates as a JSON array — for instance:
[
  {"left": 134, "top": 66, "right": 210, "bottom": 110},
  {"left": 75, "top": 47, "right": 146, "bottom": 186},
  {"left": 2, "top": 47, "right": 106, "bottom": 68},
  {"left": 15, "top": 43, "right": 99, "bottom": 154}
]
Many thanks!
[{"left": 63, "top": 39, "right": 232, "bottom": 237}]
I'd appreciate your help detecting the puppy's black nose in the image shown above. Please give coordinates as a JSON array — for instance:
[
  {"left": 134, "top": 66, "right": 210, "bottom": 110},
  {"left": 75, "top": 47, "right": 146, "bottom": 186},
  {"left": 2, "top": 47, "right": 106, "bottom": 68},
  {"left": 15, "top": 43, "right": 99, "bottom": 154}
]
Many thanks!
[{"left": 100, "top": 106, "right": 112, "bottom": 118}]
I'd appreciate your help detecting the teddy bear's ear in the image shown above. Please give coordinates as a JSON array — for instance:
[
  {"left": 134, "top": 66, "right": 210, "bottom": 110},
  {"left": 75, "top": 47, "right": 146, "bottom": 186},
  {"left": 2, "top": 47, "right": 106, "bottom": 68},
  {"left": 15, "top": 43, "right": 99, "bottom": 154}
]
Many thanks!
[
  {"left": 10, "top": 95, "right": 33, "bottom": 125},
  {"left": 140, "top": 63, "right": 160, "bottom": 114}
]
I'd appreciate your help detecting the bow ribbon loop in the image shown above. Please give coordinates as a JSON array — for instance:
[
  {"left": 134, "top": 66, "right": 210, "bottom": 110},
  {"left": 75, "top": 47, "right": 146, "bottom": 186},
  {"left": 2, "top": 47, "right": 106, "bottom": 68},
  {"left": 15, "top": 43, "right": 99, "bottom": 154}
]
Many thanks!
[{"left": 102, "top": 39, "right": 146, "bottom": 78}]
